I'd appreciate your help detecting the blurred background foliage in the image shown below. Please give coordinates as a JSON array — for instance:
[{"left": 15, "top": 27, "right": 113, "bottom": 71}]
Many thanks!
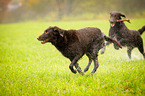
[{"left": 0, "top": 0, "right": 145, "bottom": 23}]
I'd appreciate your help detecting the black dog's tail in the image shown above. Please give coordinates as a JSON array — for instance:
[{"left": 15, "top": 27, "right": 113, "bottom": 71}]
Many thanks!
[
  {"left": 138, "top": 25, "right": 145, "bottom": 35},
  {"left": 104, "top": 35, "right": 122, "bottom": 49}
]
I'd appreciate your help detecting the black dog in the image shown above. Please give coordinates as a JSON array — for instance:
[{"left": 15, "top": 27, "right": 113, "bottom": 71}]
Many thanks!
[
  {"left": 37, "top": 26, "right": 122, "bottom": 74},
  {"left": 101, "top": 11, "right": 145, "bottom": 59}
]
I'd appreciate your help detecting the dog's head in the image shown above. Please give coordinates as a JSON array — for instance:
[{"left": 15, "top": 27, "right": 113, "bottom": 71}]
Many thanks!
[
  {"left": 109, "top": 11, "right": 126, "bottom": 27},
  {"left": 37, "top": 26, "right": 64, "bottom": 44}
]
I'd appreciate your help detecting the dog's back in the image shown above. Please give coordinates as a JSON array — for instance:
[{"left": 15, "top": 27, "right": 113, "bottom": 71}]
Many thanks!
[{"left": 76, "top": 27, "right": 104, "bottom": 48}]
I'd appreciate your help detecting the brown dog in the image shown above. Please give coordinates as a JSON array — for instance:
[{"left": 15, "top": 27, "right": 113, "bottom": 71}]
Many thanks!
[
  {"left": 101, "top": 11, "right": 145, "bottom": 59},
  {"left": 37, "top": 26, "right": 122, "bottom": 74}
]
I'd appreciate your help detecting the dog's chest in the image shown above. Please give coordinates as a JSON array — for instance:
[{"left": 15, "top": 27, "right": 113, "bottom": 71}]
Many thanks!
[
  {"left": 110, "top": 27, "right": 126, "bottom": 40},
  {"left": 57, "top": 43, "right": 83, "bottom": 59}
]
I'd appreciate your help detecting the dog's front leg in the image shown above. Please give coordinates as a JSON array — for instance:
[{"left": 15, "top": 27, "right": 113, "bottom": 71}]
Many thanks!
[
  {"left": 69, "top": 55, "right": 82, "bottom": 74},
  {"left": 118, "top": 38, "right": 129, "bottom": 46}
]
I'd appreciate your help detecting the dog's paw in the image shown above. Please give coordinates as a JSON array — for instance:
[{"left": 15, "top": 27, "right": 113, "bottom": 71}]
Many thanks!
[{"left": 72, "top": 70, "right": 77, "bottom": 74}]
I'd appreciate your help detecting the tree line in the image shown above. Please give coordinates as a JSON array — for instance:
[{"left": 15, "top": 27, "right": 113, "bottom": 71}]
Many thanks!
[{"left": 0, "top": 0, "right": 145, "bottom": 23}]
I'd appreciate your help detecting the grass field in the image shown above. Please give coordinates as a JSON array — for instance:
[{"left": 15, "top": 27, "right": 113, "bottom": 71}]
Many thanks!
[{"left": 0, "top": 19, "right": 145, "bottom": 96}]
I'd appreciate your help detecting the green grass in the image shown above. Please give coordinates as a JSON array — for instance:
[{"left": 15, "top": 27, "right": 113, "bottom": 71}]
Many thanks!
[{"left": 0, "top": 19, "right": 145, "bottom": 96}]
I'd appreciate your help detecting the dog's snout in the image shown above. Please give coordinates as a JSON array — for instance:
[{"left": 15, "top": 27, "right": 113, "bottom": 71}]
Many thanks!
[
  {"left": 37, "top": 37, "right": 40, "bottom": 40},
  {"left": 109, "top": 20, "right": 112, "bottom": 23},
  {"left": 109, "top": 19, "right": 114, "bottom": 23}
]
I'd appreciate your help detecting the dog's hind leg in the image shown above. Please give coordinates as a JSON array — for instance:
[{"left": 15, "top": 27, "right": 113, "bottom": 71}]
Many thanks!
[
  {"left": 90, "top": 57, "right": 99, "bottom": 74},
  {"left": 127, "top": 47, "right": 133, "bottom": 59},
  {"left": 100, "top": 45, "right": 106, "bottom": 54},
  {"left": 100, "top": 41, "right": 112, "bottom": 54},
  {"left": 84, "top": 53, "right": 92, "bottom": 72},
  {"left": 137, "top": 45, "right": 145, "bottom": 59}
]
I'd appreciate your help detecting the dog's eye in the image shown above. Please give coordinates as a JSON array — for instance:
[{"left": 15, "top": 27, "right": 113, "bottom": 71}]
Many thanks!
[
  {"left": 115, "top": 15, "right": 118, "bottom": 18},
  {"left": 45, "top": 31, "right": 49, "bottom": 34},
  {"left": 44, "top": 30, "right": 48, "bottom": 34}
]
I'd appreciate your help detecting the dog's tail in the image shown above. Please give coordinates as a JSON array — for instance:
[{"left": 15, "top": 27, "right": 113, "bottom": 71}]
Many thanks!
[
  {"left": 138, "top": 25, "right": 145, "bottom": 35},
  {"left": 104, "top": 35, "right": 122, "bottom": 49}
]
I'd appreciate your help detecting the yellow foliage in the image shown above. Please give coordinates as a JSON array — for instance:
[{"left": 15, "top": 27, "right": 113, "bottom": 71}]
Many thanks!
[{"left": 22, "top": 0, "right": 41, "bottom": 6}]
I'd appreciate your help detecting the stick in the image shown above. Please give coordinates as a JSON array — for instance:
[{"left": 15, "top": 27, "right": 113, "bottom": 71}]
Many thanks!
[{"left": 117, "top": 19, "right": 131, "bottom": 23}]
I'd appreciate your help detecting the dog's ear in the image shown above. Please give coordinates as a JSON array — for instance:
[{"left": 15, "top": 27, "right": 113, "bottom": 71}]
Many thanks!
[
  {"left": 110, "top": 12, "right": 113, "bottom": 15},
  {"left": 119, "top": 13, "right": 126, "bottom": 18},
  {"left": 58, "top": 31, "right": 64, "bottom": 37},
  {"left": 110, "top": 11, "right": 126, "bottom": 18},
  {"left": 53, "top": 26, "right": 64, "bottom": 37}
]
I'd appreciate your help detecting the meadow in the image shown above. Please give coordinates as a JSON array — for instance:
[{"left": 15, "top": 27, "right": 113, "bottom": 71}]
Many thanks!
[{"left": 0, "top": 19, "right": 145, "bottom": 96}]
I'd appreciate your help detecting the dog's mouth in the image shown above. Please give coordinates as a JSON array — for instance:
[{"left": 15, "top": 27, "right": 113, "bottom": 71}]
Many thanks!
[
  {"left": 110, "top": 22, "right": 116, "bottom": 27},
  {"left": 37, "top": 37, "right": 49, "bottom": 44},
  {"left": 41, "top": 39, "right": 49, "bottom": 44}
]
